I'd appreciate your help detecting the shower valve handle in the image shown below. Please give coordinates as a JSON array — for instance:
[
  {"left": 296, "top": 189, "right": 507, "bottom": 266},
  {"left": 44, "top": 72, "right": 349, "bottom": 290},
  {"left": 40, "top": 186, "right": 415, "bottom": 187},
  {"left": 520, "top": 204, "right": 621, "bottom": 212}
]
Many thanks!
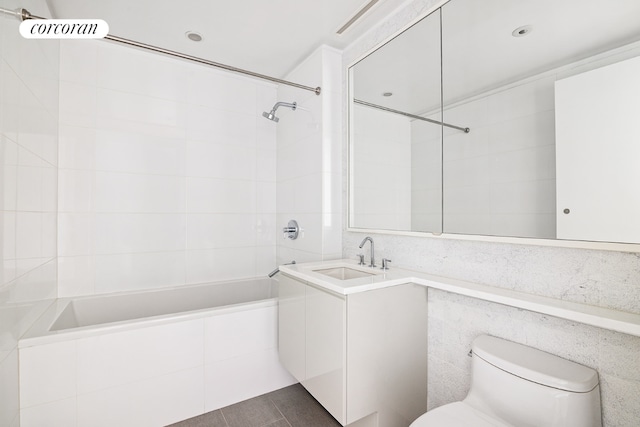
[{"left": 282, "top": 220, "right": 299, "bottom": 240}]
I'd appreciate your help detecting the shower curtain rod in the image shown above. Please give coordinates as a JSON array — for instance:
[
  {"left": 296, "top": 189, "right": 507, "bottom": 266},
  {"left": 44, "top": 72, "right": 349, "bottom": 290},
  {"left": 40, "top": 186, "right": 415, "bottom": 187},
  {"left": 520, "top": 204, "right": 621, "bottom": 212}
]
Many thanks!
[
  {"left": 353, "top": 99, "right": 470, "bottom": 133},
  {"left": 1, "top": 7, "right": 322, "bottom": 96}
]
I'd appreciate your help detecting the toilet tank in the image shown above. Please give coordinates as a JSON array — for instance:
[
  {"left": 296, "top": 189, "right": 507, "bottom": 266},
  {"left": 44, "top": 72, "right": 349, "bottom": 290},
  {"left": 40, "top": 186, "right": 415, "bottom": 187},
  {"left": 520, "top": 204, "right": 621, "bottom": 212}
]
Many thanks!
[{"left": 463, "top": 335, "right": 602, "bottom": 427}]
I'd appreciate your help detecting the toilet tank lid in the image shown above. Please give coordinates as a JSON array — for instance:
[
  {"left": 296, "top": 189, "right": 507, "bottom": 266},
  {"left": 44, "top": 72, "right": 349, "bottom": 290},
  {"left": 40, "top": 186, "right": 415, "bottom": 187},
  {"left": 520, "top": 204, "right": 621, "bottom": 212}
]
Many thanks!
[{"left": 472, "top": 335, "right": 599, "bottom": 392}]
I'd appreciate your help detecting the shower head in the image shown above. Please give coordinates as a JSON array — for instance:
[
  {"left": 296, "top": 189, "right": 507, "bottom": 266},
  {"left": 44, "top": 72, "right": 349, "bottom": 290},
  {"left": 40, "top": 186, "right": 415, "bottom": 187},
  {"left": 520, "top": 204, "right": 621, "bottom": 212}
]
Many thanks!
[{"left": 262, "top": 101, "right": 297, "bottom": 122}]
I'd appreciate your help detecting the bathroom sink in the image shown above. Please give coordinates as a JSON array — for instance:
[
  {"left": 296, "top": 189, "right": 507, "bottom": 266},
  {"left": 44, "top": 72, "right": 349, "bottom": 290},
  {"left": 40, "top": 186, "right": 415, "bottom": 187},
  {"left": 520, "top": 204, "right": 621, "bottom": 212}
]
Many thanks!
[{"left": 313, "top": 267, "right": 376, "bottom": 280}]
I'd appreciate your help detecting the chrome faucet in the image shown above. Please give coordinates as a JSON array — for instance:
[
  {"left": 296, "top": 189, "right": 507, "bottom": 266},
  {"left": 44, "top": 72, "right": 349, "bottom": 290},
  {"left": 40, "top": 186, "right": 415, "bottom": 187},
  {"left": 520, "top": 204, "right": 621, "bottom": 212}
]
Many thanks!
[{"left": 358, "top": 237, "right": 375, "bottom": 268}]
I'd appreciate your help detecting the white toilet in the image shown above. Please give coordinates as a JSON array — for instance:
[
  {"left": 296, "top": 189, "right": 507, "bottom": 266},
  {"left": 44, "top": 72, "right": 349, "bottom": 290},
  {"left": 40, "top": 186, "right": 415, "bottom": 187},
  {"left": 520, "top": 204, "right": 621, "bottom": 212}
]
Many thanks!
[{"left": 411, "top": 335, "right": 602, "bottom": 427}]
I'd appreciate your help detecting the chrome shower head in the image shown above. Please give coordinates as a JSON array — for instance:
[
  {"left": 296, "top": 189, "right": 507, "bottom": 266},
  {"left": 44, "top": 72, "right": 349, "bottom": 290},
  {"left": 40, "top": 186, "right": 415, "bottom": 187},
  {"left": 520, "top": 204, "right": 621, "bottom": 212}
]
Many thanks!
[
  {"left": 262, "top": 110, "right": 279, "bottom": 122},
  {"left": 262, "top": 101, "right": 297, "bottom": 122}
]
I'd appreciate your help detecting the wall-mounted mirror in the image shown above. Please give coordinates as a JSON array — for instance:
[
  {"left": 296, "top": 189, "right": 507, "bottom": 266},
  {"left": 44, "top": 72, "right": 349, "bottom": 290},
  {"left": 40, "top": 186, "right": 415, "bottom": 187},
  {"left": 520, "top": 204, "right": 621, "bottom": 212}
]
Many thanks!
[
  {"left": 350, "top": 10, "right": 443, "bottom": 234},
  {"left": 349, "top": 0, "right": 640, "bottom": 244}
]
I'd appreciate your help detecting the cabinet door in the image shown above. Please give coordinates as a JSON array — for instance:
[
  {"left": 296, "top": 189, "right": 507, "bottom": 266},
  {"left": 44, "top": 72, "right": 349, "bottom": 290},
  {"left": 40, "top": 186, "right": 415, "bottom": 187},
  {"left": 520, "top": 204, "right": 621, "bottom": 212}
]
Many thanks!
[
  {"left": 304, "top": 285, "right": 346, "bottom": 425},
  {"left": 555, "top": 55, "right": 640, "bottom": 243},
  {"left": 276, "top": 274, "right": 306, "bottom": 382}
]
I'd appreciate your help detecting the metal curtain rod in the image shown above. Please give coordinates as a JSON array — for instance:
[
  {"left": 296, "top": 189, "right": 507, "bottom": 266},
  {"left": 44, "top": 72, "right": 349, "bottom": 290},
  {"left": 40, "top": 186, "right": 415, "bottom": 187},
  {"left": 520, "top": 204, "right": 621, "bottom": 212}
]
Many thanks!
[
  {"left": 353, "top": 99, "right": 470, "bottom": 133},
  {"left": 2, "top": 7, "right": 322, "bottom": 96}
]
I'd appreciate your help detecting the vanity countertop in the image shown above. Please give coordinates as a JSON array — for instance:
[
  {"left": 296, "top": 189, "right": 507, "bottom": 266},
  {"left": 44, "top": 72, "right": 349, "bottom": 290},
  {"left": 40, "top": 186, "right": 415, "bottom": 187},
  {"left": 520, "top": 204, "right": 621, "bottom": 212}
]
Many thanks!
[{"left": 280, "top": 259, "right": 640, "bottom": 338}]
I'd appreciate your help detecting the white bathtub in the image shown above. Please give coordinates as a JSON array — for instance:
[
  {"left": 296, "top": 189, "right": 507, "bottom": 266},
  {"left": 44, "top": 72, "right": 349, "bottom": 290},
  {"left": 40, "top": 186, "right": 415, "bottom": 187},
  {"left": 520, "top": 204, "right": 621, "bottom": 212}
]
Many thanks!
[{"left": 18, "top": 278, "right": 296, "bottom": 427}]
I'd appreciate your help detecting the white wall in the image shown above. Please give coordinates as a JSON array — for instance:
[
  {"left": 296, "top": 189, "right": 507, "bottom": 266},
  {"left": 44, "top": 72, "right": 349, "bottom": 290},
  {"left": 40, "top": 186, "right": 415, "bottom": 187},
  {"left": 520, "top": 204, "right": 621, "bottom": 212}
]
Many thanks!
[
  {"left": 276, "top": 45, "right": 342, "bottom": 265},
  {"left": 57, "top": 40, "right": 278, "bottom": 297},
  {"left": 343, "top": 0, "right": 640, "bottom": 425},
  {"left": 351, "top": 104, "right": 412, "bottom": 230},
  {"left": 0, "top": 1, "right": 59, "bottom": 425}
]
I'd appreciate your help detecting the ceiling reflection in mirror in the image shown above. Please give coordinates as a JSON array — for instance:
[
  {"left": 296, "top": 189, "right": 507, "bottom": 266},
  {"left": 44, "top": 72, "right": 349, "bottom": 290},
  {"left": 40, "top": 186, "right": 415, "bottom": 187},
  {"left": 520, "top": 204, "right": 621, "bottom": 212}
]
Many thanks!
[{"left": 349, "top": 0, "right": 640, "bottom": 244}]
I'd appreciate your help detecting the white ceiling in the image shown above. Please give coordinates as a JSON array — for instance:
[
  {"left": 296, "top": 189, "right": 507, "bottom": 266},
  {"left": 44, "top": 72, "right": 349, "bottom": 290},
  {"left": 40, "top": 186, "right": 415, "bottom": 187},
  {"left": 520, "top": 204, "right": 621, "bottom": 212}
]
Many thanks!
[
  {"left": 45, "top": 0, "right": 409, "bottom": 79},
  {"left": 353, "top": 0, "right": 640, "bottom": 115}
]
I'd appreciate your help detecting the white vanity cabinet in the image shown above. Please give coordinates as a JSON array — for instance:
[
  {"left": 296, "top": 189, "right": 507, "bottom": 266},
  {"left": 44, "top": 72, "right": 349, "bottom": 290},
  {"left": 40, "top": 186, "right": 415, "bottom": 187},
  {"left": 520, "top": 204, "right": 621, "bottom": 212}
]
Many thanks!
[
  {"left": 276, "top": 273, "right": 428, "bottom": 427},
  {"left": 277, "top": 273, "right": 347, "bottom": 423}
]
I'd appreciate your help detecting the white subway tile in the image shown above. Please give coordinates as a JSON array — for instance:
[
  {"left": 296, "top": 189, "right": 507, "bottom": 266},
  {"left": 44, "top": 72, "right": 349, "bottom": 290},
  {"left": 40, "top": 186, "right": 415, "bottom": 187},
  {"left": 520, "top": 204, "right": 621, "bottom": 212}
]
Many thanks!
[
  {"left": 77, "top": 367, "right": 204, "bottom": 427},
  {"left": 96, "top": 89, "right": 186, "bottom": 139},
  {"left": 256, "top": 148, "right": 276, "bottom": 182},
  {"left": 77, "top": 319, "right": 203, "bottom": 394},
  {"left": 293, "top": 174, "right": 322, "bottom": 214},
  {"left": 97, "top": 43, "right": 189, "bottom": 102},
  {"left": 188, "top": 69, "right": 257, "bottom": 114},
  {"left": 59, "top": 81, "right": 96, "bottom": 128},
  {"left": 186, "top": 140, "right": 256, "bottom": 180},
  {"left": 186, "top": 178, "right": 256, "bottom": 213},
  {"left": 94, "top": 213, "right": 185, "bottom": 254},
  {"left": 94, "top": 129, "right": 186, "bottom": 175},
  {"left": 204, "top": 348, "right": 294, "bottom": 411},
  {"left": 255, "top": 245, "right": 277, "bottom": 277},
  {"left": 276, "top": 179, "right": 295, "bottom": 214},
  {"left": 186, "top": 214, "right": 256, "bottom": 250},
  {"left": 186, "top": 104, "right": 257, "bottom": 147},
  {"left": 0, "top": 349, "right": 19, "bottom": 426},
  {"left": 444, "top": 185, "right": 491, "bottom": 214},
  {"left": 58, "top": 125, "right": 96, "bottom": 170},
  {"left": 20, "top": 398, "right": 76, "bottom": 427},
  {"left": 490, "top": 179, "right": 556, "bottom": 214},
  {"left": 57, "top": 256, "right": 95, "bottom": 297},
  {"left": 443, "top": 155, "right": 491, "bottom": 188},
  {"left": 19, "top": 341, "right": 77, "bottom": 408},
  {"left": 58, "top": 213, "right": 94, "bottom": 257},
  {"left": 256, "top": 214, "right": 277, "bottom": 246},
  {"left": 60, "top": 40, "right": 97, "bottom": 85},
  {"left": 94, "top": 172, "right": 186, "bottom": 213},
  {"left": 94, "top": 251, "right": 186, "bottom": 294},
  {"left": 58, "top": 169, "right": 95, "bottom": 213},
  {"left": 489, "top": 145, "right": 556, "bottom": 183},
  {"left": 2, "top": 211, "right": 16, "bottom": 264},
  {"left": 186, "top": 247, "right": 256, "bottom": 285},
  {"left": 15, "top": 213, "right": 43, "bottom": 259},
  {"left": 256, "top": 181, "right": 276, "bottom": 213},
  {"left": 204, "top": 305, "right": 277, "bottom": 363}
]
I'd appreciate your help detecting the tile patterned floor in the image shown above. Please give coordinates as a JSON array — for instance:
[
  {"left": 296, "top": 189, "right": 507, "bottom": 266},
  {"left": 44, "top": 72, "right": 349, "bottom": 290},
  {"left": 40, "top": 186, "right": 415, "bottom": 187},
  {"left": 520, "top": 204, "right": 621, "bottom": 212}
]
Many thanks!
[{"left": 167, "top": 383, "right": 342, "bottom": 427}]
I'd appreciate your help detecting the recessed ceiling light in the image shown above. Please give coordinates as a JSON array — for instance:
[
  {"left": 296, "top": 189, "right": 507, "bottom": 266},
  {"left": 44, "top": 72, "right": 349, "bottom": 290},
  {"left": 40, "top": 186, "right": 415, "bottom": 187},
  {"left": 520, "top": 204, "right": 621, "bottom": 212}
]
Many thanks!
[
  {"left": 512, "top": 25, "right": 533, "bottom": 37},
  {"left": 186, "top": 31, "right": 202, "bottom": 42},
  {"left": 382, "top": 92, "right": 393, "bottom": 97}
]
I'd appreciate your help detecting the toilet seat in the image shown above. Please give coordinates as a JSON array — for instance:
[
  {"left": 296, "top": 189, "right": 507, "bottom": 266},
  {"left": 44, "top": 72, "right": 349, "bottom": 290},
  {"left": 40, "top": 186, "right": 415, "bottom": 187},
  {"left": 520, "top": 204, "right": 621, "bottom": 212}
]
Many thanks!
[{"left": 410, "top": 402, "right": 512, "bottom": 427}]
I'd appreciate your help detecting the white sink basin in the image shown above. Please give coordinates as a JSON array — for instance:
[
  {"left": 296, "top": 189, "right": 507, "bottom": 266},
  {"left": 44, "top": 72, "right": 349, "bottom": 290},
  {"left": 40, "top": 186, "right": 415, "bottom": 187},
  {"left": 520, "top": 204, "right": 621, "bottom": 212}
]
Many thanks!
[{"left": 313, "top": 267, "right": 376, "bottom": 280}]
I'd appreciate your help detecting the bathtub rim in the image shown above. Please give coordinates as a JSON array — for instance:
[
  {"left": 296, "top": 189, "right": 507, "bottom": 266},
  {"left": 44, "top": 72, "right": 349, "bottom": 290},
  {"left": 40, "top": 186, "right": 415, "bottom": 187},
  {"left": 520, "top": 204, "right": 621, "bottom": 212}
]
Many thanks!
[{"left": 19, "top": 277, "right": 277, "bottom": 348}]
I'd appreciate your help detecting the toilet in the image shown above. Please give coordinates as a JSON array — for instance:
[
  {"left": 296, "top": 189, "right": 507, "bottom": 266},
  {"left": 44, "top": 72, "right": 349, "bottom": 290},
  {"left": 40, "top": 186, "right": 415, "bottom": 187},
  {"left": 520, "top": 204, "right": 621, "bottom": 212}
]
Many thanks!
[{"left": 411, "top": 335, "right": 602, "bottom": 427}]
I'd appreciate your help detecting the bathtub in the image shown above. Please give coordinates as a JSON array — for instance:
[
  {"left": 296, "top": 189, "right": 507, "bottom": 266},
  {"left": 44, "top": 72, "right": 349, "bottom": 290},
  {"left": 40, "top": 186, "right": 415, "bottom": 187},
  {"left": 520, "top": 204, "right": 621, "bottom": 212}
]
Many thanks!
[{"left": 18, "top": 278, "right": 296, "bottom": 427}]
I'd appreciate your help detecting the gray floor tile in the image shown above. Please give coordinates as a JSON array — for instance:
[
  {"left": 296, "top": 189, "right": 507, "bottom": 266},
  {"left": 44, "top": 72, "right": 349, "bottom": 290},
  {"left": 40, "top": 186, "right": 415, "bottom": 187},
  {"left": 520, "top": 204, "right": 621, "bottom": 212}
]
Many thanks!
[
  {"left": 268, "top": 384, "right": 342, "bottom": 427},
  {"left": 168, "top": 383, "right": 340, "bottom": 427},
  {"left": 166, "top": 409, "right": 228, "bottom": 427},
  {"left": 221, "top": 394, "right": 285, "bottom": 427},
  {"left": 263, "top": 419, "right": 292, "bottom": 427}
]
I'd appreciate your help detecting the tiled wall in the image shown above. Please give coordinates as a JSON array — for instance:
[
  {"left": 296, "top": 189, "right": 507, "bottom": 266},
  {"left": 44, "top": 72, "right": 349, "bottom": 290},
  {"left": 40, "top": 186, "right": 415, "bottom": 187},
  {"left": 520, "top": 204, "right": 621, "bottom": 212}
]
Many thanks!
[
  {"left": 343, "top": 0, "right": 640, "bottom": 425},
  {"left": 276, "top": 45, "right": 342, "bottom": 265},
  {"left": 57, "top": 40, "right": 278, "bottom": 297},
  {"left": 442, "top": 77, "right": 556, "bottom": 238},
  {"left": 410, "top": 120, "right": 441, "bottom": 232},
  {"left": 427, "top": 289, "right": 640, "bottom": 426},
  {"left": 351, "top": 104, "right": 412, "bottom": 230},
  {"left": 0, "top": 1, "right": 59, "bottom": 425}
]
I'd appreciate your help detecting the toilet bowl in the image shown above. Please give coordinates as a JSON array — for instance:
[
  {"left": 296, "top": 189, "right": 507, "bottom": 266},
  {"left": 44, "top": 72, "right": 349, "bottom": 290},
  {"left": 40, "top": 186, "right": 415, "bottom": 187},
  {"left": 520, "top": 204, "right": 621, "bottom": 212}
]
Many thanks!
[{"left": 411, "top": 335, "right": 602, "bottom": 427}]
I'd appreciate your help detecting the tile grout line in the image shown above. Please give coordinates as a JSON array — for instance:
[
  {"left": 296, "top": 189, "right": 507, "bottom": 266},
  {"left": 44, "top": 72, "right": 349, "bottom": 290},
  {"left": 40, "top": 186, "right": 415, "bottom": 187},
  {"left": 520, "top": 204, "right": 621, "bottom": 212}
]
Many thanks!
[
  {"left": 219, "top": 408, "right": 230, "bottom": 427},
  {"left": 268, "top": 396, "right": 290, "bottom": 427}
]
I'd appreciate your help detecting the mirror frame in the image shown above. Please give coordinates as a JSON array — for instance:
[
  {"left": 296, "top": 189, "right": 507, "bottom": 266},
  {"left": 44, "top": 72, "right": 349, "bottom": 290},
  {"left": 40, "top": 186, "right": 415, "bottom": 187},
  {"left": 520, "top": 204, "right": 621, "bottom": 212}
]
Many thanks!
[{"left": 345, "top": 0, "right": 640, "bottom": 253}]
